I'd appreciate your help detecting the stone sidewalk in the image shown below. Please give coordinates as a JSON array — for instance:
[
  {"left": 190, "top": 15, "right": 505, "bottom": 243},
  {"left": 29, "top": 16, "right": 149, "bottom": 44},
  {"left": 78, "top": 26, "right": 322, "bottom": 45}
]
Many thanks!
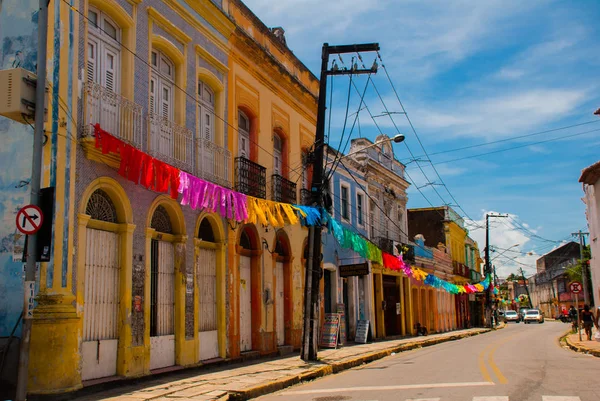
[
  {"left": 563, "top": 325, "right": 600, "bottom": 357},
  {"left": 58, "top": 327, "right": 491, "bottom": 401}
]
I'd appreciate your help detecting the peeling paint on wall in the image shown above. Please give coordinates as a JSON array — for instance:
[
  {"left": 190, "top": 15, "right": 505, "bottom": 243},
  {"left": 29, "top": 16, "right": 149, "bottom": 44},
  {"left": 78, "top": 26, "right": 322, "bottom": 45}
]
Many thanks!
[{"left": 0, "top": 0, "right": 37, "bottom": 338}]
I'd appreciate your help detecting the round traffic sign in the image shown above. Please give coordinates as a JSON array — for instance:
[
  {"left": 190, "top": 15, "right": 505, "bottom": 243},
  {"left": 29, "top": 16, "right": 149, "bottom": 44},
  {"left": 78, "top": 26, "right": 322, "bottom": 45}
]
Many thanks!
[
  {"left": 569, "top": 281, "right": 583, "bottom": 294},
  {"left": 16, "top": 204, "right": 44, "bottom": 235}
]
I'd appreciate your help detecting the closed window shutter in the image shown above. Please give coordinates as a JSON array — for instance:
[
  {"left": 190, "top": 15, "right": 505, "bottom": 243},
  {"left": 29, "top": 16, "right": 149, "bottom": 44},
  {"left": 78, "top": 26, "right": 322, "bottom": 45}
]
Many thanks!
[
  {"left": 161, "top": 84, "right": 172, "bottom": 120},
  {"left": 103, "top": 47, "right": 117, "bottom": 92},
  {"left": 150, "top": 77, "right": 157, "bottom": 114},
  {"left": 204, "top": 110, "right": 212, "bottom": 141},
  {"left": 87, "top": 40, "right": 97, "bottom": 83}
]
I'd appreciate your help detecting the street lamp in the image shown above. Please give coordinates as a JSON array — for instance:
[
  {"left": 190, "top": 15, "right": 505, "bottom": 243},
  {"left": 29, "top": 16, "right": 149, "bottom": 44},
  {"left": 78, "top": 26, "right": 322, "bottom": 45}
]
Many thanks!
[
  {"left": 325, "top": 134, "right": 405, "bottom": 166},
  {"left": 491, "top": 243, "right": 520, "bottom": 262}
]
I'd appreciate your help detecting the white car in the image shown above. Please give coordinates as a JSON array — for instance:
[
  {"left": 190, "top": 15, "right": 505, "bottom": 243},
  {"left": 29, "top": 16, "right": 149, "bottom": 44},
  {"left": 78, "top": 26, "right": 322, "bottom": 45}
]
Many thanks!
[{"left": 523, "top": 309, "right": 544, "bottom": 324}]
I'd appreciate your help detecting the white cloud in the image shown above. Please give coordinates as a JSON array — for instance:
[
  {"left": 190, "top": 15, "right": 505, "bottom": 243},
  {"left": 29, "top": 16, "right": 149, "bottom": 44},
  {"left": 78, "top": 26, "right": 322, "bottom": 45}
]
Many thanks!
[{"left": 411, "top": 88, "right": 590, "bottom": 140}]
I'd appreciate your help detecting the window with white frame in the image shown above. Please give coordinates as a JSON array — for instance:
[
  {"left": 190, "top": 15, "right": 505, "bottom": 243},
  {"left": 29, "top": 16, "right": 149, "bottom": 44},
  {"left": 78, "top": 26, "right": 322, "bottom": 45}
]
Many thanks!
[
  {"left": 369, "top": 199, "right": 376, "bottom": 239},
  {"left": 340, "top": 183, "right": 350, "bottom": 221},
  {"left": 273, "top": 133, "right": 282, "bottom": 175},
  {"left": 150, "top": 50, "right": 175, "bottom": 120},
  {"left": 198, "top": 81, "right": 214, "bottom": 141},
  {"left": 356, "top": 192, "right": 364, "bottom": 226},
  {"left": 238, "top": 110, "right": 250, "bottom": 158},
  {"left": 87, "top": 7, "right": 121, "bottom": 92}
]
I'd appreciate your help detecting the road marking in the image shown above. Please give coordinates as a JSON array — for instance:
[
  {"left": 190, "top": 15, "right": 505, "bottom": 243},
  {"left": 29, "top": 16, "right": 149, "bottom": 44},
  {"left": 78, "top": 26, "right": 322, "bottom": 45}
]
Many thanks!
[
  {"left": 478, "top": 344, "right": 493, "bottom": 382},
  {"left": 542, "top": 397, "right": 581, "bottom": 401},
  {"left": 488, "top": 343, "right": 508, "bottom": 384},
  {"left": 472, "top": 397, "right": 509, "bottom": 401},
  {"left": 406, "top": 399, "right": 441, "bottom": 401},
  {"left": 282, "top": 381, "right": 495, "bottom": 395}
]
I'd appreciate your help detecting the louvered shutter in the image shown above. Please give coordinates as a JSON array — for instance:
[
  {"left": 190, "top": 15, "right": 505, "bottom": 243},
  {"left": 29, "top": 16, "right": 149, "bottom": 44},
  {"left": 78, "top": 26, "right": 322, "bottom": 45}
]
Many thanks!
[
  {"left": 149, "top": 77, "right": 157, "bottom": 114},
  {"left": 87, "top": 40, "right": 97, "bottom": 83},
  {"left": 161, "top": 83, "right": 172, "bottom": 120},
  {"left": 203, "top": 110, "right": 213, "bottom": 141},
  {"left": 102, "top": 45, "right": 118, "bottom": 93}
]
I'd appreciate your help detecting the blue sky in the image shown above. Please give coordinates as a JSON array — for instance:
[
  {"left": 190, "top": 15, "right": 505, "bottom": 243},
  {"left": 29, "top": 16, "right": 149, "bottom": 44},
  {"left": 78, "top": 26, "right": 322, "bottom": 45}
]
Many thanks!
[{"left": 243, "top": 0, "right": 600, "bottom": 276}]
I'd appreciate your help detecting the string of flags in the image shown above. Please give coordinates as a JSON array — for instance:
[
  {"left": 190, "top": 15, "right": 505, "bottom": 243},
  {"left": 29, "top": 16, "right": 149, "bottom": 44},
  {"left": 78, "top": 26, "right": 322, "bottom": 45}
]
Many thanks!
[{"left": 93, "top": 124, "right": 492, "bottom": 295}]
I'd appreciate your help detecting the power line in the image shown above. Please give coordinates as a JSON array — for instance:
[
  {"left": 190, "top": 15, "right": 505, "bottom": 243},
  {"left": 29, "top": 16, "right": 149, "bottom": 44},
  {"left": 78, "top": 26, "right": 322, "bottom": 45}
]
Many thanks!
[
  {"left": 424, "top": 128, "right": 600, "bottom": 166},
  {"left": 376, "top": 51, "right": 483, "bottom": 230},
  {"left": 401, "top": 120, "right": 600, "bottom": 161}
]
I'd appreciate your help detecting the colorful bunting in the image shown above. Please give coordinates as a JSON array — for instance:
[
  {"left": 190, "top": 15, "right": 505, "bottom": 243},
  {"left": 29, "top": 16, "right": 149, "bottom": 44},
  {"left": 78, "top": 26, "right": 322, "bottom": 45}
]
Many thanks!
[{"left": 93, "top": 123, "right": 492, "bottom": 296}]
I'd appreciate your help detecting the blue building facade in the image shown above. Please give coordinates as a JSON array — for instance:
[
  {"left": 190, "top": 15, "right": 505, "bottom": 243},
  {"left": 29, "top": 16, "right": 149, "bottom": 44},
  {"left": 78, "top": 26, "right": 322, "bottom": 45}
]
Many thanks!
[{"left": 321, "top": 146, "right": 373, "bottom": 341}]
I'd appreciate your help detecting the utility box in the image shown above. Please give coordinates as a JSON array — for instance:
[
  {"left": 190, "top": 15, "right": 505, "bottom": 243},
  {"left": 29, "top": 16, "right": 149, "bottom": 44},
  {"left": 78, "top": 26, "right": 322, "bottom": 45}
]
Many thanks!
[{"left": 0, "top": 67, "right": 39, "bottom": 124}]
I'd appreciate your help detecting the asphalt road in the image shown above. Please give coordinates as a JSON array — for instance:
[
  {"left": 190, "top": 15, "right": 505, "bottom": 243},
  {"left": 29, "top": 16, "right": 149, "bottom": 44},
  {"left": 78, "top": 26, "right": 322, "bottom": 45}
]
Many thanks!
[{"left": 256, "top": 321, "right": 600, "bottom": 401}]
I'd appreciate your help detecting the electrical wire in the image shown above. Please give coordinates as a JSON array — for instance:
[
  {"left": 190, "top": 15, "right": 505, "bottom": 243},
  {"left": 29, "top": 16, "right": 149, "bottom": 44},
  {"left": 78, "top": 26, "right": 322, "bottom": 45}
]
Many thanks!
[
  {"left": 376, "top": 52, "right": 483, "bottom": 230},
  {"left": 402, "top": 120, "right": 600, "bottom": 161},
  {"left": 423, "top": 128, "right": 600, "bottom": 166},
  {"left": 344, "top": 76, "right": 483, "bottom": 232}
]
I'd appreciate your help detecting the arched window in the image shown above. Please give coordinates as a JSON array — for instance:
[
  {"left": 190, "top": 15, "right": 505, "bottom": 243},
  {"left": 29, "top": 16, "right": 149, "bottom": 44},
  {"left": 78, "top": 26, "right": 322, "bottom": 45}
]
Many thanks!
[
  {"left": 198, "top": 81, "right": 214, "bottom": 141},
  {"left": 87, "top": 7, "right": 121, "bottom": 92},
  {"left": 151, "top": 205, "right": 173, "bottom": 234},
  {"left": 150, "top": 50, "right": 175, "bottom": 120},
  {"left": 198, "top": 218, "right": 215, "bottom": 242},
  {"left": 86, "top": 189, "right": 118, "bottom": 223},
  {"left": 238, "top": 110, "right": 250, "bottom": 158},
  {"left": 240, "top": 229, "right": 252, "bottom": 250}
]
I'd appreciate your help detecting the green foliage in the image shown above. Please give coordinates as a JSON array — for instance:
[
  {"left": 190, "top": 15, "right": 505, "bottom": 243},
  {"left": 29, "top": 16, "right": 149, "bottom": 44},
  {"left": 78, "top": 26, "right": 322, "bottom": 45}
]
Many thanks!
[{"left": 565, "top": 245, "right": 591, "bottom": 283}]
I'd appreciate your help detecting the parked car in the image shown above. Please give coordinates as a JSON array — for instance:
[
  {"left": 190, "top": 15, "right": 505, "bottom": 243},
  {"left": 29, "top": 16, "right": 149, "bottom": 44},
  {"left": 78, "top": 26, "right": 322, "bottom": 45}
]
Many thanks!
[
  {"left": 524, "top": 309, "right": 544, "bottom": 324},
  {"left": 504, "top": 310, "right": 520, "bottom": 323}
]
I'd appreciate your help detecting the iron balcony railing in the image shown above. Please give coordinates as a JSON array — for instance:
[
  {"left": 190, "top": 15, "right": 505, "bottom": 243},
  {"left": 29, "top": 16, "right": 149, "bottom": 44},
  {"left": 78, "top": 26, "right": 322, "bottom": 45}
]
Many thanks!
[
  {"left": 196, "top": 138, "right": 232, "bottom": 188},
  {"left": 271, "top": 174, "right": 296, "bottom": 204},
  {"left": 453, "top": 261, "right": 470, "bottom": 278},
  {"left": 374, "top": 237, "right": 395, "bottom": 255},
  {"left": 82, "top": 81, "right": 143, "bottom": 147},
  {"left": 148, "top": 112, "right": 193, "bottom": 173},
  {"left": 300, "top": 188, "right": 312, "bottom": 206},
  {"left": 234, "top": 156, "right": 266, "bottom": 199}
]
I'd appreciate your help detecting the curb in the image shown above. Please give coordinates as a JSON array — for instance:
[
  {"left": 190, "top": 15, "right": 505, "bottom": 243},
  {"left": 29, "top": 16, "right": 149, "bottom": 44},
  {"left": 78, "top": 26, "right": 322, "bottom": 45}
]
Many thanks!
[
  {"left": 228, "top": 329, "right": 489, "bottom": 400},
  {"left": 562, "top": 331, "right": 600, "bottom": 358}
]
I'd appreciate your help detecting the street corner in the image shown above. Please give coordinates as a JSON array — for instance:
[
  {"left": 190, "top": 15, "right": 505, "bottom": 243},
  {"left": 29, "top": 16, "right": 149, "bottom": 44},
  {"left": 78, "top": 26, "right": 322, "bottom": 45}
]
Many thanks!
[{"left": 562, "top": 330, "right": 600, "bottom": 358}]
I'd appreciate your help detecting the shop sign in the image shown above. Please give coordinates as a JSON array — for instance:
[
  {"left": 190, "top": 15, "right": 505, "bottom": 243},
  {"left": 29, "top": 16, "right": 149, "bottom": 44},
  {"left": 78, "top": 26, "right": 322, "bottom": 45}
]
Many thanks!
[
  {"left": 355, "top": 320, "right": 370, "bottom": 344},
  {"left": 339, "top": 263, "right": 369, "bottom": 278}
]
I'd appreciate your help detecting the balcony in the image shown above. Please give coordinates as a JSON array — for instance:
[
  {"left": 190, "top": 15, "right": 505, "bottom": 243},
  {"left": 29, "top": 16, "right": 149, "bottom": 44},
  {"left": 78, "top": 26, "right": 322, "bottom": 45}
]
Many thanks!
[
  {"left": 81, "top": 81, "right": 143, "bottom": 147},
  {"left": 234, "top": 156, "right": 266, "bottom": 199},
  {"left": 148, "top": 112, "right": 193, "bottom": 173},
  {"left": 374, "top": 237, "right": 395, "bottom": 255},
  {"left": 453, "top": 261, "right": 470, "bottom": 278},
  {"left": 271, "top": 174, "right": 296, "bottom": 204},
  {"left": 300, "top": 189, "right": 312, "bottom": 206},
  {"left": 196, "top": 138, "right": 232, "bottom": 188}
]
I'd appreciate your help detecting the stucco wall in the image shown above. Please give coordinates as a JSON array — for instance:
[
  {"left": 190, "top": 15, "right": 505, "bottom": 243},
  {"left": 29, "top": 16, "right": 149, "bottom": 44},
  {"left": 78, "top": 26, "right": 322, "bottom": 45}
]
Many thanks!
[{"left": 0, "top": 0, "right": 37, "bottom": 338}]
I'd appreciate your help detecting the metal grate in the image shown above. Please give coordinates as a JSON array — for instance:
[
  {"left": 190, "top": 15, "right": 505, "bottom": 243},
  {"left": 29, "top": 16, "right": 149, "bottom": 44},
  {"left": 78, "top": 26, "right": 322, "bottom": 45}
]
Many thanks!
[
  {"left": 300, "top": 189, "right": 312, "bottom": 206},
  {"left": 234, "top": 156, "right": 266, "bottom": 199},
  {"left": 151, "top": 205, "right": 173, "bottom": 234},
  {"left": 86, "top": 189, "right": 117, "bottom": 223},
  {"left": 271, "top": 174, "right": 297, "bottom": 204}
]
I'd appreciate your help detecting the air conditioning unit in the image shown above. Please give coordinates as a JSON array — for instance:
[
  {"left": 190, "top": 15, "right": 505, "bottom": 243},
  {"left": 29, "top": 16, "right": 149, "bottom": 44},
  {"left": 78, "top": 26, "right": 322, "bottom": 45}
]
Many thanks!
[{"left": 0, "top": 67, "right": 41, "bottom": 124}]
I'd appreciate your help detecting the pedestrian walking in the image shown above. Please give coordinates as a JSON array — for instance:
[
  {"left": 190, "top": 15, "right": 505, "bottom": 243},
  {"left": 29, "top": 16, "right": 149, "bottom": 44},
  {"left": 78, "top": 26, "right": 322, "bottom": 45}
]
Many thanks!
[
  {"left": 580, "top": 305, "right": 595, "bottom": 341},
  {"left": 568, "top": 305, "right": 578, "bottom": 333}
]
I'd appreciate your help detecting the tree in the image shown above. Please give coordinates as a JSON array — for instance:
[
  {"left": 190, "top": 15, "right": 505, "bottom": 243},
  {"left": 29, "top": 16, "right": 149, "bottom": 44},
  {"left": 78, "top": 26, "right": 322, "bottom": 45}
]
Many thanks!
[
  {"left": 565, "top": 245, "right": 591, "bottom": 284},
  {"left": 506, "top": 273, "right": 525, "bottom": 282}
]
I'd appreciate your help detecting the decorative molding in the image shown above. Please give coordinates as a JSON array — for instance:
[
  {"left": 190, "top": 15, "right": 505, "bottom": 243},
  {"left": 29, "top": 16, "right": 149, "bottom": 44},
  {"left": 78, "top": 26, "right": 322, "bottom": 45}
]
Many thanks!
[
  {"left": 80, "top": 137, "right": 121, "bottom": 169},
  {"left": 271, "top": 103, "right": 290, "bottom": 134},
  {"left": 147, "top": 6, "right": 192, "bottom": 44},
  {"left": 161, "top": 0, "right": 231, "bottom": 54},
  {"left": 235, "top": 77, "right": 260, "bottom": 116},
  {"left": 195, "top": 44, "right": 228, "bottom": 74},
  {"left": 182, "top": 0, "right": 235, "bottom": 38}
]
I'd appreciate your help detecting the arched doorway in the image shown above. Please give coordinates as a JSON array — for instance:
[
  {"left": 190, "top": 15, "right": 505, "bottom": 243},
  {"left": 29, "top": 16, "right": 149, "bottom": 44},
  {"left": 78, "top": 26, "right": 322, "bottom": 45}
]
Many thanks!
[
  {"left": 149, "top": 204, "right": 176, "bottom": 370},
  {"left": 81, "top": 189, "right": 121, "bottom": 380},
  {"left": 238, "top": 224, "right": 259, "bottom": 352},
  {"left": 196, "top": 215, "right": 221, "bottom": 361},
  {"left": 274, "top": 230, "right": 291, "bottom": 347}
]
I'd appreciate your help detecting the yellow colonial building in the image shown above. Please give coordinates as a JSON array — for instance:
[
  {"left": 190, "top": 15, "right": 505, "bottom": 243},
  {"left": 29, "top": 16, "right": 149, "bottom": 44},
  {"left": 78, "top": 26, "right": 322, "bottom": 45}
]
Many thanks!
[
  {"left": 226, "top": 0, "right": 318, "bottom": 357},
  {"left": 18, "top": 0, "right": 316, "bottom": 395}
]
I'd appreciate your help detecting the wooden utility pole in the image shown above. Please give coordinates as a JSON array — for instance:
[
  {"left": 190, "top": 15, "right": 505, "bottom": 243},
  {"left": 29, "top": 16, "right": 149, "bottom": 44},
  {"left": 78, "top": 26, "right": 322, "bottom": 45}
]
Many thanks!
[{"left": 302, "top": 43, "right": 380, "bottom": 361}]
